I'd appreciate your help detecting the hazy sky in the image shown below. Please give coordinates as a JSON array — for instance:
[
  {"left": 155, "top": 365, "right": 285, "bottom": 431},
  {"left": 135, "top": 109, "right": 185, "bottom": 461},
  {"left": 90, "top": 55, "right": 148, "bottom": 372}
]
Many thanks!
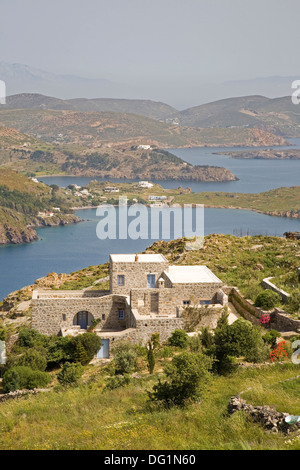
[{"left": 0, "top": 0, "right": 299, "bottom": 106}]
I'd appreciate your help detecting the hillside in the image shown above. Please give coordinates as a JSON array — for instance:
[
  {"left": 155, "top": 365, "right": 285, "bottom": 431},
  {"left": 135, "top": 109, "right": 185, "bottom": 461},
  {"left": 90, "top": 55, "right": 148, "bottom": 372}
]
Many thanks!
[
  {"left": 0, "top": 108, "right": 287, "bottom": 149},
  {"left": 179, "top": 95, "right": 300, "bottom": 137},
  {"left": 172, "top": 186, "right": 300, "bottom": 219},
  {"left": 215, "top": 149, "right": 300, "bottom": 160},
  {"left": 0, "top": 168, "right": 80, "bottom": 245},
  {"left": 6, "top": 94, "right": 178, "bottom": 121},
  {"left": 4, "top": 92, "right": 300, "bottom": 139}
]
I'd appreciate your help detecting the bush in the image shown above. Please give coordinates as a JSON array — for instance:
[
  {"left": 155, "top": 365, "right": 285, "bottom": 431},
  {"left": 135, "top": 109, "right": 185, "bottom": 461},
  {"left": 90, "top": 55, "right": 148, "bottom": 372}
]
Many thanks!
[
  {"left": 46, "top": 336, "right": 73, "bottom": 368},
  {"left": 149, "top": 352, "right": 213, "bottom": 407},
  {"left": 147, "top": 341, "right": 155, "bottom": 375},
  {"left": 213, "top": 318, "right": 269, "bottom": 371},
  {"left": 57, "top": 362, "right": 84, "bottom": 386},
  {"left": 215, "top": 318, "right": 265, "bottom": 358},
  {"left": 168, "top": 329, "right": 189, "bottom": 349},
  {"left": 17, "top": 328, "right": 47, "bottom": 349},
  {"left": 73, "top": 341, "right": 90, "bottom": 365},
  {"left": 263, "top": 330, "right": 281, "bottom": 347},
  {"left": 71, "top": 333, "right": 102, "bottom": 363},
  {"left": 3, "top": 366, "right": 51, "bottom": 392},
  {"left": 16, "top": 349, "right": 47, "bottom": 371},
  {"left": 104, "top": 374, "right": 131, "bottom": 390},
  {"left": 114, "top": 349, "right": 137, "bottom": 375},
  {"left": 254, "top": 290, "right": 281, "bottom": 310},
  {"left": 0, "top": 327, "right": 6, "bottom": 341},
  {"left": 111, "top": 343, "right": 137, "bottom": 375}
]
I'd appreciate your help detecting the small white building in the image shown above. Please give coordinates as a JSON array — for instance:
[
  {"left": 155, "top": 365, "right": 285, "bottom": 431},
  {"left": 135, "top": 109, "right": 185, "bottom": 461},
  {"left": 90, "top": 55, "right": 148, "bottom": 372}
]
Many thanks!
[
  {"left": 139, "top": 181, "right": 154, "bottom": 189},
  {"left": 138, "top": 145, "right": 152, "bottom": 150}
]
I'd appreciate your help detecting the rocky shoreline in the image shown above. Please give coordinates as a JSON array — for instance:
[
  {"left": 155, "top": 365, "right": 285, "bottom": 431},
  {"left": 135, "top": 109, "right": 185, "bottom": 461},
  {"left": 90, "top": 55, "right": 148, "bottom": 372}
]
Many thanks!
[{"left": 0, "top": 213, "right": 81, "bottom": 246}]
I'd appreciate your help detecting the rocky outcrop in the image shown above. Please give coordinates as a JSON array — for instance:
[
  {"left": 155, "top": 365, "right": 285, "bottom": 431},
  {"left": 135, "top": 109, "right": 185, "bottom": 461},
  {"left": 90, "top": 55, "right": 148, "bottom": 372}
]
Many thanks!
[
  {"left": 0, "top": 224, "right": 38, "bottom": 245},
  {"left": 228, "top": 396, "right": 300, "bottom": 434},
  {"left": 0, "top": 213, "right": 81, "bottom": 246}
]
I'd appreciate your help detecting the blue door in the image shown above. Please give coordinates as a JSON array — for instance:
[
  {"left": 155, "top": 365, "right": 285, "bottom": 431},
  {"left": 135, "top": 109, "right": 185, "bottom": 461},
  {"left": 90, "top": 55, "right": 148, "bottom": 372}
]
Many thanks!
[
  {"left": 97, "top": 339, "right": 110, "bottom": 359},
  {"left": 147, "top": 274, "right": 155, "bottom": 288},
  {"left": 77, "top": 311, "right": 88, "bottom": 329}
]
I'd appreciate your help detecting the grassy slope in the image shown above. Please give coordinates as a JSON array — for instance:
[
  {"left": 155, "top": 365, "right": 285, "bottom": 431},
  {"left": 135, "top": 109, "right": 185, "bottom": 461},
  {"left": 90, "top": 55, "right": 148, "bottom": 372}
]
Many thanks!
[
  {"left": 146, "top": 235, "right": 300, "bottom": 301},
  {"left": 83, "top": 182, "right": 300, "bottom": 218},
  {"left": 173, "top": 186, "right": 300, "bottom": 217},
  {"left": 0, "top": 362, "right": 299, "bottom": 450},
  {"left": 0, "top": 109, "right": 288, "bottom": 148}
]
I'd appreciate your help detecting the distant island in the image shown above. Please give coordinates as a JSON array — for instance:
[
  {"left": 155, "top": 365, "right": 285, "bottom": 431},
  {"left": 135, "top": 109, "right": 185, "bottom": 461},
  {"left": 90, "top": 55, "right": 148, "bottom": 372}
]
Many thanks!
[{"left": 215, "top": 149, "right": 300, "bottom": 160}]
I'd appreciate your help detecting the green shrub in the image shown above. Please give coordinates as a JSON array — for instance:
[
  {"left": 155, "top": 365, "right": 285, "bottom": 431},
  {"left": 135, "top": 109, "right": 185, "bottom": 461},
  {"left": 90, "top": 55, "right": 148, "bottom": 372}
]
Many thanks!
[
  {"left": 3, "top": 366, "right": 51, "bottom": 392},
  {"left": 214, "top": 318, "right": 268, "bottom": 365},
  {"left": 286, "top": 291, "right": 300, "bottom": 315},
  {"left": 73, "top": 341, "right": 90, "bottom": 365},
  {"left": 263, "top": 330, "right": 281, "bottom": 346},
  {"left": 104, "top": 374, "right": 131, "bottom": 390},
  {"left": 0, "top": 327, "right": 6, "bottom": 341},
  {"left": 168, "top": 329, "right": 189, "bottom": 349},
  {"left": 254, "top": 290, "right": 281, "bottom": 310},
  {"left": 16, "top": 349, "right": 47, "bottom": 371},
  {"left": 147, "top": 341, "right": 156, "bottom": 375},
  {"left": 57, "top": 362, "right": 84, "bottom": 387},
  {"left": 188, "top": 334, "right": 202, "bottom": 353},
  {"left": 112, "top": 343, "right": 137, "bottom": 375},
  {"left": 17, "top": 328, "right": 47, "bottom": 349},
  {"left": 71, "top": 333, "right": 102, "bottom": 363},
  {"left": 46, "top": 336, "right": 73, "bottom": 368},
  {"left": 149, "top": 352, "right": 213, "bottom": 407}
]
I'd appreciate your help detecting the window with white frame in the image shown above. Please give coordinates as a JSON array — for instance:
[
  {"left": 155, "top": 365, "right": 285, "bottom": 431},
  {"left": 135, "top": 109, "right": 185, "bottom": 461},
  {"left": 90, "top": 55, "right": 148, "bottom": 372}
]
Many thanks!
[{"left": 117, "top": 275, "right": 125, "bottom": 286}]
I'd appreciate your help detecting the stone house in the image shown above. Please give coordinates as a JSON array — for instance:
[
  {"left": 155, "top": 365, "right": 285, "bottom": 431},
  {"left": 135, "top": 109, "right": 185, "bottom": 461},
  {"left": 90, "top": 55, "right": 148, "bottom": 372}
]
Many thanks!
[{"left": 31, "top": 253, "right": 227, "bottom": 357}]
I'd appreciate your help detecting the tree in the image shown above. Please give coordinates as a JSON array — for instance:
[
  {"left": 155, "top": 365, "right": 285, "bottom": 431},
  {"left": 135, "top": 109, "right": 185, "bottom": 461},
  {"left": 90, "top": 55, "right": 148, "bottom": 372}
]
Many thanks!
[
  {"left": 73, "top": 341, "right": 89, "bottom": 365},
  {"left": 213, "top": 318, "right": 269, "bottom": 370},
  {"left": 168, "top": 329, "right": 189, "bottom": 349},
  {"left": 147, "top": 340, "right": 156, "bottom": 375},
  {"left": 149, "top": 352, "right": 213, "bottom": 407},
  {"left": 71, "top": 333, "right": 102, "bottom": 363}
]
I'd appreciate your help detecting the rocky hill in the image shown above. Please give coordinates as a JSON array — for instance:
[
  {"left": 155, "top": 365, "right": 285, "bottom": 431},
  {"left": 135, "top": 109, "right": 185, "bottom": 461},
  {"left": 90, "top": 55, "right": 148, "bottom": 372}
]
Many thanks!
[
  {"left": 0, "top": 169, "right": 80, "bottom": 245},
  {"left": 4, "top": 92, "right": 300, "bottom": 138}
]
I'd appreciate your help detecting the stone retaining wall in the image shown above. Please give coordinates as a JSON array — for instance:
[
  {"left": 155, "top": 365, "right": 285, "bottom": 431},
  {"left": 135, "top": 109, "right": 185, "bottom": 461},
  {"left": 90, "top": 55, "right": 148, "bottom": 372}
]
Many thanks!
[
  {"left": 262, "top": 278, "right": 290, "bottom": 303},
  {"left": 228, "top": 287, "right": 300, "bottom": 333}
]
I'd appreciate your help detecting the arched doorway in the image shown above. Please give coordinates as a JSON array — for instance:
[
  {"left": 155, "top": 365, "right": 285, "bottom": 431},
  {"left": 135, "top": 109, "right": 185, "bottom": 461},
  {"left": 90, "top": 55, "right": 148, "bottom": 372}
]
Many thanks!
[{"left": 74, "top": 311, "right": 94, "bottom": 330}]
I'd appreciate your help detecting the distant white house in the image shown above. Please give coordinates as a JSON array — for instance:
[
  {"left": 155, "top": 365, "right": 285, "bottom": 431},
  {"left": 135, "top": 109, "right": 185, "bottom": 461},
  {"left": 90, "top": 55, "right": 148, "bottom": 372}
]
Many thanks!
[
  {"left": 139, "top": 181, "right": 154, "bottom": 189},
  {"left": 31, "top": 178, "right": 39, "bottom": 183},
  {"left": 105, "top": 187, "right": 120, "bottom": 193},
  {"left": 38, "top": 211, "right": 54, "bottom": 218},
  {"left": 138, "top": 145, "right": 152, "bottom": 150},
  {"left": 148, "top": 195, "right": 167, "bottom": 201}
]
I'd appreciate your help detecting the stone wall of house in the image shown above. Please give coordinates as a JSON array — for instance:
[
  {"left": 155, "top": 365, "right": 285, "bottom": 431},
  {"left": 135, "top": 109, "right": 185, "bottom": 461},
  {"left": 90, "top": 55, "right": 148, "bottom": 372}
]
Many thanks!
[
  {"left": 177, "top": 304, "right": 224, "bottom": 330},
  {"left": 130, "top": 282, "right": 224, "bottom": 317},
  {"left": 110, "top": 259, "right": 169, "bottom": 295},
  {"left": 32, "top": 294, "right": 130, "bottom": 336}
]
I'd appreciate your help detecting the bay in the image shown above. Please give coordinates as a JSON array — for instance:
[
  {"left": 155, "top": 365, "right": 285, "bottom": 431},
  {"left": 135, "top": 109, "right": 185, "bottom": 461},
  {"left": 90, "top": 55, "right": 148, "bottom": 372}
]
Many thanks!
[{"left": 1, "top": 140, "right": 300, "bottom": 301}]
